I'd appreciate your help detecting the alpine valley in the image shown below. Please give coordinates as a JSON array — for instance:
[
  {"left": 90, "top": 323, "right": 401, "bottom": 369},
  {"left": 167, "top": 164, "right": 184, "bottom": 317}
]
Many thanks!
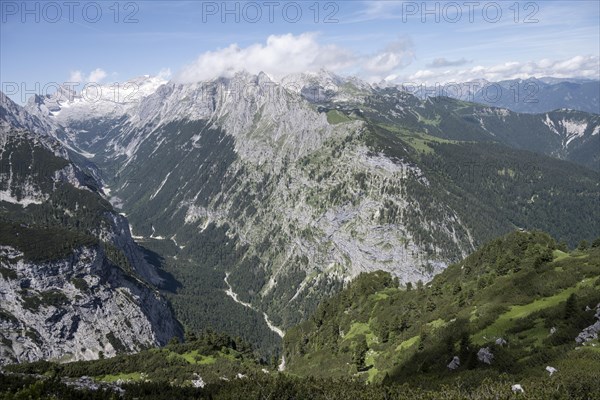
[{"left": 0, "top": 70, "right": 599, "bottom": 398}]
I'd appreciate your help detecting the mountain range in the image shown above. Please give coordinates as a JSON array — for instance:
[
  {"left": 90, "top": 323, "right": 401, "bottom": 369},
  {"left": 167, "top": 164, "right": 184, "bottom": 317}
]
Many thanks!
[
  {"left": 406, "top": 77, "right": 600, "bottom": 115},
  {"left": 1, "top": 70, "right": 599, "bottom": 365}
]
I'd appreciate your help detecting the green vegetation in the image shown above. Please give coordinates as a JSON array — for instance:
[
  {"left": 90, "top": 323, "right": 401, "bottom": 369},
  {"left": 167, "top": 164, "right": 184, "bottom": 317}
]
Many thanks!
[
  {"left": 99, "top": 371, "right": 142, "bottom": 383},
  {"left": 284, "top": 231, "right": 600, "bottom": 391},
  {"left": 0, "top": 133, "right": 120, "bottom": 264},
  {"left": 138, "top": 224, "right": 283, "bottom": 359},
  {"left": 473, "top": 277, "right": 594, "bottom": 344},
  {"left": 4, "top": 370, "right": 600, "bottom": 400},
  {"left": 0, "top": 220, "right": 97, "bottom": 262},
  {"left": 5, "top": 330, "right": 262, "bottom": 387},
  {"left": 326, "top": 109, "right": 352, "bottom": 124}
]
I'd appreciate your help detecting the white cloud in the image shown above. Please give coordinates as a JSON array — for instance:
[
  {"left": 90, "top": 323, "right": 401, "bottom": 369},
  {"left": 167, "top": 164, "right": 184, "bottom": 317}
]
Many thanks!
[
  {"left": 175, "top": 33, "right": 414, "bottom": 83},
  {"left": 176, "top": 33, "right": 353, "bottom": 82},
  {"left": 157, "top": 68, "right": 172, "bottom": 80},
  {"left": 403, "top": 55, "right": 600, "bottom": 84},
  {"left": 362, "top": 37, "right": 414, "bottom": 74},
  {"left": 69, "top": 70, "right": 83, "bottom": 82},
  {"left": 67, "top": 68, "right": 108, "bottom": 83},
  {"left": 87, "top": 68, "right": 107, "bottom": 83}
]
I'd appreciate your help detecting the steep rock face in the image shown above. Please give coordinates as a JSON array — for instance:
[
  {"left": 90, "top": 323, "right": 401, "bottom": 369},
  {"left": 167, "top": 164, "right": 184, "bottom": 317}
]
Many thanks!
[
  {"left": 1, "top": 92, "right": 56, "bottom": 137},
  {"left": 0, "top": 245, "right": 176, "bottom": 365},
  {"left": 49, "top": 74, "right": 472, "bottom": 328},
  {"left": 0, "top": 96, "right": 181, "bottom": 364}
]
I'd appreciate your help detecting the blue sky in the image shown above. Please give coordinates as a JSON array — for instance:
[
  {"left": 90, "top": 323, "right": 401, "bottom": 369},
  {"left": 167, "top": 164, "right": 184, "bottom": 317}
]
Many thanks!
[{"left": 1, "top": 0, "right": 599, "bottom": 101}]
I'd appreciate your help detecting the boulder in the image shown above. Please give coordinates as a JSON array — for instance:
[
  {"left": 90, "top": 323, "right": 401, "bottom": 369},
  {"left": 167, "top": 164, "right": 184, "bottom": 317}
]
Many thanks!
[
  {"left": 576, "top": 303, "right": 600, "bottom": 344},
  {"left": 477, "top": 347, "right": 494, "bottom": 364},
  {"left": 447, "top": 356, "right": 460, "bottom": 370},
  {"left": 511, "top": 384, "right": 524, "bottom": 393}
]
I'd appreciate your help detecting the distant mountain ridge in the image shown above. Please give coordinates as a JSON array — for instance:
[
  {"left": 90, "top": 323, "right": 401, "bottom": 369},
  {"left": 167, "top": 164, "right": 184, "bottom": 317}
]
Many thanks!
[{"left": 405, "top": 77, "right": 600, "bottom": 115}]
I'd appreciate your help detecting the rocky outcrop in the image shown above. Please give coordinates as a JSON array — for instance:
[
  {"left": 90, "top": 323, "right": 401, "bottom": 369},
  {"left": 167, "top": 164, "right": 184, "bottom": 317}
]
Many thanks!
[
  {"left": 576, "top": 303, "right": 600, "bottom": 344},
  {"left": 0, "top": 98, "right": 181, "bottom": 365},
  {"left": 0, "top": 245, "right": 180, "bottom": 365},
  {"left": 477, "top": 347, "right": 494, "bottom": 365},
  {"left": 447, "top": 356, "right": 460, "bottom": 370},
  {"left": 511, "top": 384, "right": 524, "bottom": 393}
]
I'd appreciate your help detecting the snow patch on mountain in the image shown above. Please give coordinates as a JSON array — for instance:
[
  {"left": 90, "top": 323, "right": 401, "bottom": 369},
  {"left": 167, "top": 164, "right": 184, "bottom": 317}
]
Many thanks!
[
  {"left": 150, "top": 172, "right": 172, "bottom": 200},
  {"left": 560, "top": 119, "right": 589, "bottom": 146},
  {"left": 543, "top": 114, "right": 559, "bottom": 135},
  {"left": 0, "top": 187, "right": 45, "bottom": 207},
  {"left": 24, "top": 75, "right": 167, "bottom": 125}
]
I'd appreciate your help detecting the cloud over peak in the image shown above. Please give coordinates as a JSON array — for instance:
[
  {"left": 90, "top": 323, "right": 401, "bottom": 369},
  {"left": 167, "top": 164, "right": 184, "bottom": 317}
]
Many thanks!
[
  {"left": 68, "top": 68, "right": 108, "bottom": 83},
  {"left": 175, "top": 33, "right": 414, "bottom": 83}
]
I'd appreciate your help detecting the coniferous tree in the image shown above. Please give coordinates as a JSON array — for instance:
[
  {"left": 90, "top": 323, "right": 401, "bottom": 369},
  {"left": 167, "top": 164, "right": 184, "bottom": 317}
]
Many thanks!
[
  {"left": 564, "top": 293, "right": 579, "bottom": 320},
  {"left": 353, "top": 336, "right": 368, "bottom": 371}
]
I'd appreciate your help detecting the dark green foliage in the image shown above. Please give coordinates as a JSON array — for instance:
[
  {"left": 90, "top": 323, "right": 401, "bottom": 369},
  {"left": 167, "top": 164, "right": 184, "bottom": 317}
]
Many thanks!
[
  {"left": 71, "top": 277, "right": 89, "bottom": 291},
  {"left": 6, "top": 330, "right": 262, "bottom": 387},
  {"left": 139, "top": 224, "right": 282, "bottom": 358},
  {"left": 0, "top": 374, "right": 116, "bottom": 399},
  {"left": 564, "top": 294, "right": 579, "bottom": 320},
  {"left": 3, "top": 358, "right": 600, "bottom": 399},
  {"left": 106, "top": 332, "right": 127, "bottom": 353},
  {"left": 353, "top": 336, "right": 368, "bottom": 370},
  {"left": 0, "top": 266, "right": 17, "bottom": 280},
  {"left": 0, "top": 220, "right": 97, "bottom": 262},
  {"left": 418, "top": 142, "right": 599, "bottom": 249},
  {"left": 102, "top": 243, "right": 134, "bottom": 274}
]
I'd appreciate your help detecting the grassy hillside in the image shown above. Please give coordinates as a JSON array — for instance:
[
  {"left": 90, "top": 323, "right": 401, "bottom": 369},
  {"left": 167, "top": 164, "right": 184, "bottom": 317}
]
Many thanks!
[{"left": 283, "top": 231, "right": 600, "bottom": 391}]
